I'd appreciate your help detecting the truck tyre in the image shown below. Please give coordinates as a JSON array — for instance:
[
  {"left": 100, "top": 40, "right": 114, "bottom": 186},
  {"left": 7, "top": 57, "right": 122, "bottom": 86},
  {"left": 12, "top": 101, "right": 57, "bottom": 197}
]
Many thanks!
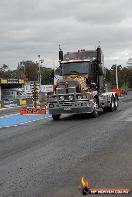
[
  {"left": 52, "top": 114, "right": 60, "bottom": 120},
  {"left": 91, "top": 99, "right": 99, "bottom": 118},
  {"left": 114, "top": 96, "right": 118, "bottom": 110},
  {"left": 109, "top": 96, "right": 115, "bottom": 112},
  {"left": 103, "top": 107, "right": 108, "bottom": 112}
]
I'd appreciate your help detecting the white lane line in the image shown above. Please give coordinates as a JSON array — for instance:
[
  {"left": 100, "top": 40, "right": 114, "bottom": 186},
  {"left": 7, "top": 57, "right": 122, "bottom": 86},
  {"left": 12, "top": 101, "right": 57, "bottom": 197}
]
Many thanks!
[
  {"left": 19, "top": 116, "right": 51, "bottom": 126},
  {"left": 0, "top": 113, "right": 19, "bottom": 119}
]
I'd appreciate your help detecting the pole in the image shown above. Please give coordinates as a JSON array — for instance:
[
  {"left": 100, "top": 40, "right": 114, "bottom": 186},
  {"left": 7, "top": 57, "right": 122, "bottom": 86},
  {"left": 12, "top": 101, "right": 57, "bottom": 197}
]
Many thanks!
[
  {"left": 37, "top": 55, "right": 43, "bottom": 92},
  {"left": 116, "top": 64, "right": 118, "bottom": 89},
  {"left": 39, "top": 59, "right": 44, "bottom": 90},
  {"left": 38, "top": 55, "right": 40, "bottom": 87}
]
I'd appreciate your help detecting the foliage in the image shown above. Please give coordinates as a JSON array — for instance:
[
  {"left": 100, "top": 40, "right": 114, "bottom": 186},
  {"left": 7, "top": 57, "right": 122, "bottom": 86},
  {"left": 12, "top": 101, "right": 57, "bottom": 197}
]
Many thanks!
[
  {"left": 0, "top": 60, "right": 54, "bottom": 85},
  {"left": 105, "top": 64, "right": 132, "bottom": 89},
  {"left": 17, "top": 60, "right": 54, "bottom": 84},
  {"left": 0, "top": 64, "right": 18, "bottom": 78},
  {"left": 0, "top": 60, "right": 131, "bottom": 89},
  {"left": 41, "top": 67, "right": 54, "bottom": 85},
  {"left": 17, "top": 61, "right": 38, "bottom": 81}
]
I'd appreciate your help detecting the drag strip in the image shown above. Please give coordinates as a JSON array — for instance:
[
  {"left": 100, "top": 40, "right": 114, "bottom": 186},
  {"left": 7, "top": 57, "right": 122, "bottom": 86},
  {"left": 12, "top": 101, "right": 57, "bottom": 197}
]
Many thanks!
[
  {"left": 0, "top": 93, "right": 132, "bottom": 197},
  {"left": 0, "top": 114, "right": 51, "bottom": 128}
]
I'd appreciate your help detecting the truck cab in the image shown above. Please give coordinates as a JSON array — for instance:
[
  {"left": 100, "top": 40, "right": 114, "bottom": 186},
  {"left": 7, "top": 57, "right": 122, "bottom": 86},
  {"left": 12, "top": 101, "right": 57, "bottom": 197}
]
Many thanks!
[{"left": 48, "top": 47, "right": 118, "bottom": 120}]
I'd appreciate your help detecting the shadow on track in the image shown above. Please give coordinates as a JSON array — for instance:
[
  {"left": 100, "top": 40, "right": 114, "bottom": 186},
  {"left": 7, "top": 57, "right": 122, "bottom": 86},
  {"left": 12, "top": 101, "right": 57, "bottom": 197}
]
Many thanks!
[{"left": 58, "top": 111, "right": 104, "bottom": 121}]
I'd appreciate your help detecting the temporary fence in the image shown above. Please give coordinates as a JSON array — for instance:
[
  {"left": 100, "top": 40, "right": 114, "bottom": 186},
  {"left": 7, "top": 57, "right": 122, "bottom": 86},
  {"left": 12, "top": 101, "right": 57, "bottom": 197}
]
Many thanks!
[{"left": 111, "top": 88, "right": 121, "bottom": 96}]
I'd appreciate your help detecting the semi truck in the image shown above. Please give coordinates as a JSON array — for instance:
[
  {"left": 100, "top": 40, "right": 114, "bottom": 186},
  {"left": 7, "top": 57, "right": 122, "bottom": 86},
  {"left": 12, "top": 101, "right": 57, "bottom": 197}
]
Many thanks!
[{"left": 48, "top": 46, "right": 118, "bottom": 120}]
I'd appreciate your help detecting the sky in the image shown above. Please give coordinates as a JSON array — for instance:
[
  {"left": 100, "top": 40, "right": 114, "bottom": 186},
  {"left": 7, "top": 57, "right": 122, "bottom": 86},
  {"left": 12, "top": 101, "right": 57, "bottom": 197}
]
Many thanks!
[{"left": 0, "top": 0, "right": 132, "bottom": 69}]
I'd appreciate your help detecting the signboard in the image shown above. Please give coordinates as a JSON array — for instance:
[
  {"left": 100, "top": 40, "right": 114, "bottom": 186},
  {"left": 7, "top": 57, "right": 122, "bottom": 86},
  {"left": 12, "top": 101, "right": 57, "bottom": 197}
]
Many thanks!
[
  {"left": 19, "top": 79, "right": 24, "bottom": 84},
  {"left": 8, "top": 79, "right": 19, "bottom": 84},
  {"left": 0, "top": 79, "right": 25, "bottom": 84},
  {"left": 0, "top": 79, "right": 8, "bottom": 84},
  {"left": 20, "top": 107, "right": 46, "bottom": 115},
  {"left": 0, "top": 78, "right": 25, "bottom": 84},
  {"left": 24, "top": 84, "right": 31, "bottom": 93},
  {"left": 41, "top": 85, "right": 53, "bottom": 93}
]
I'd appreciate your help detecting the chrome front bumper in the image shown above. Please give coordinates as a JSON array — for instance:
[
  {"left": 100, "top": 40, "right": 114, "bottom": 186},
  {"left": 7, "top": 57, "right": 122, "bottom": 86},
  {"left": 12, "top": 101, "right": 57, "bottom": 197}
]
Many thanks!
[{"left": 48, "top": 101, "right": 94, "bottom": 115}]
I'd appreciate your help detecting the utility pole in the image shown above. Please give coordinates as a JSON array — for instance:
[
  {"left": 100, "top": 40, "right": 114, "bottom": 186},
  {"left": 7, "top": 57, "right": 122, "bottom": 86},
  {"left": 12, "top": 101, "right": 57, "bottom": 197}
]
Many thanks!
[
  {"left": 37, "top": 55, "right": 44, "bottom": 91},
  {"left": 38, "top": 55, "right": 41, "bottom": 88},
  {"left": 116, "top": 64, "right": 119, "bottom": 89}
]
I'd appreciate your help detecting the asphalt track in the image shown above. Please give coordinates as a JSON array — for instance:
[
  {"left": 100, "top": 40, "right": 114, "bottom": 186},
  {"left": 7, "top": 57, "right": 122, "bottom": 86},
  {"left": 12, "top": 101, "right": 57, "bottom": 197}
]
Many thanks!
[{"left": 0, "top": 93, "right": 132, "bottom": 197}]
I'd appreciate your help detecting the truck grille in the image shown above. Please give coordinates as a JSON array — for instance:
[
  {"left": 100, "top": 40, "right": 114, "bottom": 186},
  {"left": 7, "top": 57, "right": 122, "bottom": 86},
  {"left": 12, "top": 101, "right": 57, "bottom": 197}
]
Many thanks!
[
  {"left": 60, "top": 102, "right": 73, "bottom": 106},
  {"left": 56, "top": 87, "right": 76, "bottom": 94}
]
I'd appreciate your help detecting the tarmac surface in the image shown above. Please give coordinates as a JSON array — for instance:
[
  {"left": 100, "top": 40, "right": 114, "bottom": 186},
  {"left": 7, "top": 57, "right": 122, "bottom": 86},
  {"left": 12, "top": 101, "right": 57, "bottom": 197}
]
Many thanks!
[{"left": 0, "top": 93, "right": 132, "bottom": 197}]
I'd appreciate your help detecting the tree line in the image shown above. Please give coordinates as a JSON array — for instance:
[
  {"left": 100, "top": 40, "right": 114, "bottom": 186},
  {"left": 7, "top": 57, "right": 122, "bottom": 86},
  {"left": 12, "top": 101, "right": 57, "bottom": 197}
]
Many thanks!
[
  {"left": 105, "top": 65, "right": 132, "bottom": 90},
  {"left": 0, "top": 60, "right": 132, "bottom": 89},
  {"left": 0, "top": 61, "right": 54, "bottom": 85}
]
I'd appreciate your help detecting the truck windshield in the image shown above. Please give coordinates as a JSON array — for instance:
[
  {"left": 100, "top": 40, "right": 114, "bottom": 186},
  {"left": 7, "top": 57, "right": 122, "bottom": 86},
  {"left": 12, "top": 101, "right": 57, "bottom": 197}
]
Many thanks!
[{"left": 61, "top": 61, "right": 91, "bottom": 75}]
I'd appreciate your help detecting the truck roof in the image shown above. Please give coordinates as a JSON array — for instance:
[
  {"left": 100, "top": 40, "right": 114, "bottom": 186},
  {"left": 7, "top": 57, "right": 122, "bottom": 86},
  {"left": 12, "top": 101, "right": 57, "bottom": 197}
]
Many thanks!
[
  {"left": 61, "top": 59, "right": 93, "bottom": 64},
  {"left": 63, "top": 50, "right": 97, "bottom": 61}
]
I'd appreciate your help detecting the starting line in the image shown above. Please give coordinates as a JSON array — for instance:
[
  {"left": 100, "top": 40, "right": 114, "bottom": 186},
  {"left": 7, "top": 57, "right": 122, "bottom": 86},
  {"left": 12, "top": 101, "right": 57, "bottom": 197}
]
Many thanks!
[{"left": 0, "top": 114, "right": 51, "bottom": 128}]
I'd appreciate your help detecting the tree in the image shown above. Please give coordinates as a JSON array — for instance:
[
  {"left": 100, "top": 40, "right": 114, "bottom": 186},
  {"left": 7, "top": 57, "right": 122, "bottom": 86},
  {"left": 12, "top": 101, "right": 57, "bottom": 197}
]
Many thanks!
[
  {"left": 0, "top": 64, "right": 18, "bottom": 78},
  {"left": 127, "top": 58, "right": 132, "bottom": 66},
  {"left": 17, "top": 61, "right": 38, "bottom": 81},
  {"left": 17, "top": 60, "right": 54, "bottom": 84},
  {"left": 41, "top": 67, "right": 54, "bottom": 85}
]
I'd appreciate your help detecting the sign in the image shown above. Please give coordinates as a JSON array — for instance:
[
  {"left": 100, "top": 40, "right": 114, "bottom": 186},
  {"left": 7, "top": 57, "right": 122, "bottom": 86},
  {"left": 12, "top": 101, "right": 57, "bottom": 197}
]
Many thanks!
[
  {"left": 8, "top": 79, "right": 19, "bottom": 84},
  {"left": 41, "top": 85, "right": 53, "bottom": 93},
  {"left": 0, "top": 79, "right": 7, "bottom": 84},
  {"left": 24, "top": 84, "right": 31, "bottom": 93},
  {"left": 19, "top": 79, "right": 25, "bottom": 84},
  {"left": 20, "top": 100, "right": 27, "bottom": 105},
  {"left": 20, "top": 107, "right": 46, "bottom": 115},
  {"left": 0, "top": 78, "right": 24, "bottom": 84}
]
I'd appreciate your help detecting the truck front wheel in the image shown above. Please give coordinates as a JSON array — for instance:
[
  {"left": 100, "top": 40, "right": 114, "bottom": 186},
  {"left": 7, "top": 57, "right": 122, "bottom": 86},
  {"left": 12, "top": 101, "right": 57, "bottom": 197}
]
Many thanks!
[
  {"left": 91, "top": 99, "right": 99, "bottom": 118},
  {"left": 109, "top": 96, "right": 115, "bottom": 112},
  {"left": 52, "top": 114, "right": 61, "bottom": 120},
  {"left": 114, "top": 96, "right": 118, "bottom": 110}
]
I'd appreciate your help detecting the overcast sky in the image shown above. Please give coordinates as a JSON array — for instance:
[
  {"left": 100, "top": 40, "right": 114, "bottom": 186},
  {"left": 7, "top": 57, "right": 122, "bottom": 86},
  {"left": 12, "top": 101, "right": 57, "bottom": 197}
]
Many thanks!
[{"left": 0, "top": 0, "right": 132, "bottom": 69}]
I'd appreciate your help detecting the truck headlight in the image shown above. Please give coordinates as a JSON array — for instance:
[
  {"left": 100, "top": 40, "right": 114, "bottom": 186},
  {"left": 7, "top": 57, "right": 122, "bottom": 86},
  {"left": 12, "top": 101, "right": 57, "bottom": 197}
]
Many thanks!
[
  {"left": 47, "top": 96, "right": 57, "bottom": 102},
  {"left": 51, "top": 96, "right": 57, "bottom": 102},
  {"left": 49, "top": 104, "right": 54, "bottom": 108},
  {"left": 77, "top": 95, "right": 87, "bottom": 100},
  {"left": 83, "top": 95, "right": 87, "bottom": 99},
  {"left": 69, "top": 95, "right": 74, "bottom": 100},
  {"left": 77, "top": 95, "right": 82, "bottom": 100},
  {"left": 59, "top": 96, "right": 64, "bottom": 101}
]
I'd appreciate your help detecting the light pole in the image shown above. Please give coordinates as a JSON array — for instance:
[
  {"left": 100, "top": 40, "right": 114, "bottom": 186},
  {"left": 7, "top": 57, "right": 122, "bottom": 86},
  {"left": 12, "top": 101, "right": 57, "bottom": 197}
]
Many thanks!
[
  {"left": 37, "top": 55, "right": 44, "bottom": 90},
  {"left": 38, "top": 55, "right": 40, "bottom": 86},
  {"left": 116, "top": 64, "right": 119, "bottom": 89}
]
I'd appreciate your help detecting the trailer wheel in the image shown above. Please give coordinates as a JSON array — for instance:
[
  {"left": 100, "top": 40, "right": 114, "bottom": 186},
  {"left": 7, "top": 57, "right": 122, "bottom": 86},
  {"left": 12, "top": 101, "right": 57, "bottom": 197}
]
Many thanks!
[
  {"left": 92, "top": 99, "right": 99, "bottom": 118},
  {"left": 114, "top": 96, "right": 118, "bottom": 110},
  {"left": 109, "top": 96, "right": 115, "bottom": 112},
  {"left": 52, "top": 114, "right": 60, "bottom": 120}
]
